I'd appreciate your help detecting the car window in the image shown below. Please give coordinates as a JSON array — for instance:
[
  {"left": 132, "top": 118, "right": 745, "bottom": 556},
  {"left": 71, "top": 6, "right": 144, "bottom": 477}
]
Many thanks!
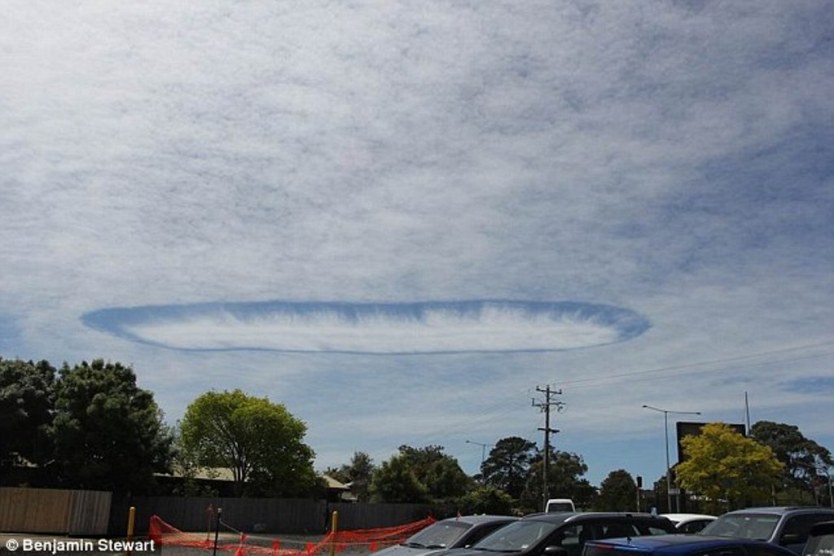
[
  {"left": 803, "top": 529, "right": 834, "bottom": 556},
  {"left": 406, "top": 521, "right": 470, "bottom": 548},
  {"left": 600, "top": 522, "right": 639, "bottom": 539},
  {"left": 463, "top": 522, "right": 514, "bottom": 547},
  {"left": 702, "top": 514, "right": 780, "bottom": 541},
  {"left": 680, "top": 520, "right": 712, "bottom": 534},
  {"left": 635, "top": 522, "right": 676, "bottom": 536},
  {"left": 473, "top": 519, "right": 558, "bottom": 552},
  {"left": 551, "top": 524, "right": 597, "bottom": 556},
  {"left": 781, "top": 515, "right": 834, "bottom": 546}
]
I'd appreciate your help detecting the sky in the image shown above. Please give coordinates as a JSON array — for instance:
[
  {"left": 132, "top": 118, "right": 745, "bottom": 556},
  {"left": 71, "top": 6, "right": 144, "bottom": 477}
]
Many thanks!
[{"left": 2, "top": 1, "right": 833, "bottom": 491}]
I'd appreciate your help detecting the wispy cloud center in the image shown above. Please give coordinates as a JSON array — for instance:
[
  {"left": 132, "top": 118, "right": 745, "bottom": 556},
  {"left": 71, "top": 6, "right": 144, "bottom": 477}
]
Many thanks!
[{"left": 81, "top": 300, "right": 650, "bottom": 354}]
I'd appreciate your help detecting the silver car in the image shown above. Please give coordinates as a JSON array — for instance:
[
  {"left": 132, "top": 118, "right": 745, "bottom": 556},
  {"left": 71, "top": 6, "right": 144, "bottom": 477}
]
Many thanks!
[{"left": 375, "top": 515, "right": 518, "bottom": 556}]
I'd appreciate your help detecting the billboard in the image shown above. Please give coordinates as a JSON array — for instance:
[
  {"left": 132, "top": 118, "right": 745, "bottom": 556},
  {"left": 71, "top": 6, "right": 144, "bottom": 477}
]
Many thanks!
[{"left": 676, "top": 421, "right": 746, "bottom": 463}]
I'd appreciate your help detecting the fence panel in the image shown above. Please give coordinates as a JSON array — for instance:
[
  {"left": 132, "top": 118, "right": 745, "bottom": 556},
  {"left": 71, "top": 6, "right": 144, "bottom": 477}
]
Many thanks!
[
  {"left": 68, "top": 490, "right": 112, "bottom": 535},
  {"left": 0, "top": 487, "right": 87, "bottom": 534},
  {"left": 330, "top": 503, "right": 432, "bottom": 530}
]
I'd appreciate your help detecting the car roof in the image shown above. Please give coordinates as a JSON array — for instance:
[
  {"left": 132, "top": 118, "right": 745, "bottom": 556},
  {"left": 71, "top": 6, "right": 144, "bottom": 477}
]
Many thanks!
[
  {"left": 522, "top": 512, "right": 673, "bottom": 524},
  {"left": 586, "top": 534, "right": 792, "bottom": 552},
  {"left": 722, "top": 507, "right": 834, "bottom": 516},
  {"left": 438, "top": 515, "right": 518, "bottom": 525}
]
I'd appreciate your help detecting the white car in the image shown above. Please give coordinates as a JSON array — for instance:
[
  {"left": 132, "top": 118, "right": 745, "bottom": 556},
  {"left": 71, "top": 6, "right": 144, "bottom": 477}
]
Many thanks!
[{"left": 661, "top": 513, "right": 716, "bottom": 534}]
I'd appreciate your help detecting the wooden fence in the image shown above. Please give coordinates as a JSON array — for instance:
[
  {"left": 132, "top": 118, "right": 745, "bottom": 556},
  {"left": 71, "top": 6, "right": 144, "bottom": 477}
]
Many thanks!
[
  {"left": 0, "top": 488, "right": 430, "bottom": 537},
  {"left": 109, "top": 496, "right": 433, "bottom": 536},
  {"left": 0, "top": 487, "right": 111, "bottom": 535}
]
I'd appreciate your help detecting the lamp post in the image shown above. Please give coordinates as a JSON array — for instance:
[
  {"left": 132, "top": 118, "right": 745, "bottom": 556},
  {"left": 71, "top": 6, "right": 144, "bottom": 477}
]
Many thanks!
[
  {"left": 642, "top": 404, "right": 701, "bottom": 512},
  {"left": 466, "top": 440, "right": 489, "bottom": 482}
]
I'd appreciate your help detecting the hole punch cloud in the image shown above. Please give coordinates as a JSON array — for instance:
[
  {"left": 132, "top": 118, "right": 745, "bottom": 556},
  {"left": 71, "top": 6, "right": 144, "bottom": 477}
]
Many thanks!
[{"left": 81, "top": 300, "right": 650, "bottom": 354}]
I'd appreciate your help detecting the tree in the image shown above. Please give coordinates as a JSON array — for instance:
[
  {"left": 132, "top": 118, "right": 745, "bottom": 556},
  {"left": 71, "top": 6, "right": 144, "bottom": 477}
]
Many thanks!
[
  {"left": 482, "top": 436, "right": 538, "bottom": 499},
  {"left": 179, "top": 389, "right": 318, "bottom": 497},
  {"left": 676, "top": 422, "right": 783, "bottom": 513},
  {"left": 0, "top": 359, "right": 56, "bottom": 473},
  {"left": 369, "top": 453, "right": 429, "bottom": 503},
  {"left": 750, "top": 421, "right": 833, "bottom": 503},
  {"left": 398, "top": 445, "right": 472, "bottom": 501},
  {"left": 520, "top": 450, "right": 595, "bottom": 512},
  {"left": 325, "top": 451, "right": 376, "bottom": 502},
  {"left": 52, "top": 359, "right": 173, "bottom": 495},
  {"left": 457, "top": 485, "right": 515, "bottom": 515},
  {"left": 596, "top": 470, "right": 637, "bottom": 511}
]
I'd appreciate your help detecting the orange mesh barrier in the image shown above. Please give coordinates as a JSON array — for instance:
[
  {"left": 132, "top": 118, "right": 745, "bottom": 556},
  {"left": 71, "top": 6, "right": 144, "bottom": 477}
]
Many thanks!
[{"left": 149, "top": 514, "right": 436, "bottom": 556}]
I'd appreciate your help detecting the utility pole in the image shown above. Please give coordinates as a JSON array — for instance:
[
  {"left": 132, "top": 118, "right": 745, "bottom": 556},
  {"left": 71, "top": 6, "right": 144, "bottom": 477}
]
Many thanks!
[{"left": 533, "top": 385, "right": 564, "bottom": 510}]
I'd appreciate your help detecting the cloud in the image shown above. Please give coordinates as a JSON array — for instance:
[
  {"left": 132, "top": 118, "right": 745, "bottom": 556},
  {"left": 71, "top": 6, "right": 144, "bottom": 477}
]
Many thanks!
[
  {"left": 81, "top": 299, "right": 649, "bottom": 354},
  {"left": 2, "top": 0, "right": 833, "bottom": 485}
]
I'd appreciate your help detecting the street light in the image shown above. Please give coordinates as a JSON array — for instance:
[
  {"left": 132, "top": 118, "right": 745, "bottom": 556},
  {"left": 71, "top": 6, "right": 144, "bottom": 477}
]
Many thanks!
[
  {"left": 466, "top": 440, "right": 489, "bottom": 481},
  {"left": 642, "top": 404, "right": 701, "bottom": 512}
]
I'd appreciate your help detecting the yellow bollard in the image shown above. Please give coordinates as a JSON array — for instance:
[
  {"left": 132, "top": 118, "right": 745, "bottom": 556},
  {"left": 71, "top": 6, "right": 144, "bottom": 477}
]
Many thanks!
[
  {"left": 329, "top": 511, "right": 339, "bottom": 556},
  {"left": 126, "top": 506, "right": 136, "bottom": 556}
]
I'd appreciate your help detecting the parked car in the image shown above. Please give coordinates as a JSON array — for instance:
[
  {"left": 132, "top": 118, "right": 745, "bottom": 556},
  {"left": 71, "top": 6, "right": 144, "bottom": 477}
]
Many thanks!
[
  {"left": 582, "top": 533, "right": 796, "bottom": 556},
  {"left": 803, "top": 520, "right": 834, "bottom": 556},
  {"left": 661, "top": 514, "right": 717, "bottom": 534},
  {"left": 547, "top": 499, "right": 578, "bottom": 512},
  {"left": 375, "top": 515, "right": 519, "bottom": 556},
  {"left": 698, "top": 507, "right": 834, "bottom": 554},
  {"left": 440, "top": 512, "right": 676, "bottom": 556}
]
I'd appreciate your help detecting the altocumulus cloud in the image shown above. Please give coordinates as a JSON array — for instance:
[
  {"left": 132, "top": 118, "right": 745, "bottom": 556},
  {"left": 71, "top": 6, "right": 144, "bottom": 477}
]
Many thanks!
[{"left": 81, "top": 299, "right": 650, "bottom": 354}]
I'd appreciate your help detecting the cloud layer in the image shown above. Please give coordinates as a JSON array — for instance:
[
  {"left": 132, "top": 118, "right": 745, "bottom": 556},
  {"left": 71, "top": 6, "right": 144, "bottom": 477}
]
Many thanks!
[{"left": 2, "top": 0, "right": 833, "bottom": 484}]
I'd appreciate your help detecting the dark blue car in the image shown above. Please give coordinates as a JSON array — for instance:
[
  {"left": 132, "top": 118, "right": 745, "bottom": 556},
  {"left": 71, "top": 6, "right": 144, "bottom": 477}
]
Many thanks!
[
  {"left": 582, "top": 533, "right": 796, "bottom": 556},
  {"left": 698, "top": 507, "right": 834, "bottom": 554}
]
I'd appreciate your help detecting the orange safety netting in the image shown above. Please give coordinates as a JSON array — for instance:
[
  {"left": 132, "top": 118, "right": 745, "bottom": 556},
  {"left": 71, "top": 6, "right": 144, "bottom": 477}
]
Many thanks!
[{"left": 148, "top": 514, "right": 436, "bottom": 556}]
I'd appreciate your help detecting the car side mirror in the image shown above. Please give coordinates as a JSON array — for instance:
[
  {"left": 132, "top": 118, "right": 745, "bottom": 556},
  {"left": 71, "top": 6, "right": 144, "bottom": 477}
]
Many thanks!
[{"left": 544, "top": 546, "right": 569, "bottom": 556}]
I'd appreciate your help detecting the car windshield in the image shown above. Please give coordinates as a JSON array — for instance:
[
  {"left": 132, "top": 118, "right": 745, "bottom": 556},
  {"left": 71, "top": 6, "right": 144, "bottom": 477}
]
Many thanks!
[
  {"left": 700, "top": 514, "right": 779, "bottom": 541},
  {"left": 405, "top": 521, "right": 470, "bottom": 548},
  {"left": 473, "top": 520, "right": 559, "bottom": 553}
]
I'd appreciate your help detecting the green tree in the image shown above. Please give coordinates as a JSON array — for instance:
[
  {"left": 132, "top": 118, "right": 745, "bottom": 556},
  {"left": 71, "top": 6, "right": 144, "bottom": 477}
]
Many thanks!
[
  {"left": 52, "top": 359, "right": 173, "bottom": 495},
  {"left": 520, "top": 450, "right": 595, "bottom": 512},
  {"left": 750, "top": 420, "right": 833, "bottom": 503},
  {"left": 179, "top": 389, "right": 318, "bottom": 497},
  {"left": 676, "top": 422, "right": 783, "bottom": 513},
  {"left": 0, "top": 359, "right": 56, "bottom": 473},
  {"left": 399, "top": 445, "right": 472, "bottom": 501},
  {"left": 596, "top": 469, "right": 637, "bottom": 511},
  {"left": 457, "top": 485, "right": 515, "bottom": 515},
  {"left": 482, "top": 436, "right": 537, "bottom": 499},
  {"left": 369, "top": 453, "right": 429, "bottom": 503}
]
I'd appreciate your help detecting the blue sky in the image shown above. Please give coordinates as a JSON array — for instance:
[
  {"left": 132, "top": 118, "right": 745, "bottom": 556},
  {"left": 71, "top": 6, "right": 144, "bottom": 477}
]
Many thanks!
[{"left": 2, "top": 1, "right": 833, "bottom": 489}]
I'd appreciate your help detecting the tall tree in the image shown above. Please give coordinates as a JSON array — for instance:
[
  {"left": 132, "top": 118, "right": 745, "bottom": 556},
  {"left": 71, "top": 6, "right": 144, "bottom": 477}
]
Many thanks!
[
  {"left": 0, "top": 358, "right": 56, "bottom": 472},
  {"left": 597, "top": 470, "right": 637, "bottom": 511},
  {"left": 482, "top": 436, "right": 538, "bottom": 499},
  {"left": 676, "top": 422, "right": 783, "bottom": 512},
  {"left": 750, "top": 420, "right": 833, "bottom": 501},
  {"left": 399, "top": 445, "right": 472, "bottom": 500},
  {"left": 52, "top": 359, "right": 173, "bottom": 495},
  {"left": 369, "top": 453, "right": 429, "bottom": 503},
  {"left": 521, "top": 450, "right": 595, "bottom": 511},
  {"left": 179, "top": 389, "right": 318, "bottom": 497}
]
